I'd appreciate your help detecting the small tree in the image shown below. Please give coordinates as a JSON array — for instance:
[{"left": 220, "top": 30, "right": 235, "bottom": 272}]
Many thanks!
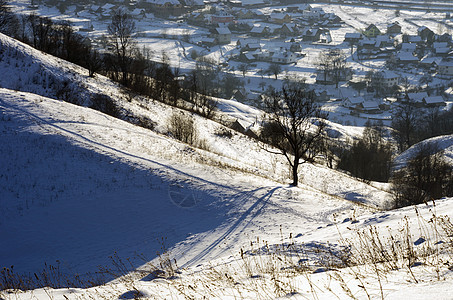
[{"left": 261, "top": 85, "right": 328, "bottom": 186}]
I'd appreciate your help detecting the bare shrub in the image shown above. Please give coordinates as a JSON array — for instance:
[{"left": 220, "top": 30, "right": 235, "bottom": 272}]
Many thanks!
[
  {"left": 89, "top": 94, "right": 120, "bottom": 118},
  {"left": 214, "top": 126, "right": 233, "bottom": 139},
  {"left": 167, "top": 111, "right": 197, "bottom": 145}
]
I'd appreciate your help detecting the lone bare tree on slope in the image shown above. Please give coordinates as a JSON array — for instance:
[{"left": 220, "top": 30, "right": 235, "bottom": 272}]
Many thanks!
[{"left": 261, "top": 85, "right": 328, "bottom": 186}]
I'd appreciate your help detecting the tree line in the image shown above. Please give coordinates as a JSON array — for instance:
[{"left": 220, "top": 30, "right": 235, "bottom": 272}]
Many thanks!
[{"left": 0, "top": 4, "right": 236, "bottom": 118}]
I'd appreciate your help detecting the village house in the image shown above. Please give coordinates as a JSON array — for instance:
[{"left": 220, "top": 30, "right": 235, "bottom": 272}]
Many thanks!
[
  {"left": 319, "top": 31, "right": 332, "bottom": 43},
  {"left": 381, "top": 71, "right": 399, "bottom": 88},
  {"left": 301, "top": 28, "right": 330, "bottom": 43},
  {"left": 278, "top": 23, "right": 298, "bottom": 37},
  {"left": 237, "top": 51, "right": 258, "bottom": 62},
  {"left": 198, "top": 37, "right": 216, "bottom": 47},
  {"left": 271, "top": 50, "right": 298, "bottom": 64},
  {"left": 419, "top": 56, "right": 441, "bottom": 70},
  {"left": 302, "top": 6, "right": 324, "bottom": 20},
  {"left": 139, "top": 0, "right": 184, "bottom": 16},
  {"left": 396, "top": 51, "right": 419, "bottom": 64},
  {"left": 269, "top": 12, "right": 291, "bottom": 24},
  {"left": 406, "top": 92, "right": 428, "bottom": 106},
  {"left": 235, "top": 9, "right": 259, "bottom": 19},
  {"left": 344, "top": 32, "right": 362, "bottom": 44},
  {"left": 436, "top": 33, "right": 453, "bottom": 44},
  {"left": 237, "top": 38, "right": 260, "bottom": 47},
  {"left": 400, "top": 42, "right": 417, "bottom": 52},
  {"left": 418, "top": 26, "right": 435, "bottom": 42},
  {"left": 250, "top": 25, "right": 271, "bottom": 37},
  {"left": 359, "top": 100, "right": 381, "bottom": 114},
  {"left": 363, "top": 24, "right": 381, "bottom": 38},
  {"left": 438, "top": 60, "right": 453, "bottom": 76},
  {"left": 239, "top": 41, "right": 261, "bottom": 52},
  {"left": 210, "top": 9, "right": 235, "bottom": 25},
  {"left": 432, "top": 42, "right": 451, "bottom": 56},
  {"left": 386, "top": 22, "right": 401, "bottom": 35},
  {"left": 342, "top": 96, "right": 365, "bottom": 110},
  {"left": 289, "top": 42, "right": 302, "bottom": 53},
  {"left": 213, "top": 27, "right": 232, "bottom": 44},
  {"left": 444, "top": 87, "right": 453, "bottom": 100},
  {"left": 238, "top": 0, "right": 266, "bottom": 8},
  {"left": 403, "top": 35, "right": 423, "bottom": 44}
]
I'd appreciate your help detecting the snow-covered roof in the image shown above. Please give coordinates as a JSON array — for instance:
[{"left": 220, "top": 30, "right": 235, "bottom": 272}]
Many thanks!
[
  {"left": 147, "top": 0, "right": 180, "bottom": 5},
  {"left": 101, "top": 3, "right": 116, "bottom": 10},
  {"left": 216, "top": 27, "right": 231, "bottom": 34},
  {"left": 435, "top": 47, "right": 451, "bottom": 54},
  {"left": 407, "top": 92, "right": 428, "bottom": 102},
  {"left": 362, "top": 100, "right": 380, "bottom": 110},
  {"left": 424, "top": 96, "right": 445, "bottom": 105},
  {"left": 401, "top": 43, "right": 416, "bottom": 51},
  {"left": 348, "top": 96, "right": 365, "bottom": 104},
  {"left": 397, "top": 51, "right": 418, "bottom": 62},
  {"left": 251, "top": 26, "right": 266, "bottom": 33},
  {"left": 270, "top": 12, "right": 290, "bottom": 20},
  {"left": 237, "top": 38, "right": 260, "bottom": 45},
  {"left": 240, "top": 0, "right": 264, "bottom": 5},
  {"left": 387, "top": 22, "right": 400, "bottom": 28},
  {"left": 445, "top": 87, "right": 453, "bottom": 96},
  {"left": 438, "top": 60, "right": 453, "bottom": 67},
  {"left": 381, "top": 71, "right": 398, "bottom": 79},
  {"left": 418, "top": 25, "right": 432, "bottom": 33},
  {"left": 420, "top": 56, "right": 442, "bottom": 65},
  {"left": 434, "top": 42, "right": 448, "bottom": 48},
  {"left": 407, "top": 35, "right": 422, "bottom": 43}
]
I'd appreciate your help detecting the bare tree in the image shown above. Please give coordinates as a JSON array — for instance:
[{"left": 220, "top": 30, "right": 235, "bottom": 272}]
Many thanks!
[
  {"left": 238, "top": 63, "right": 249, "bottom": 77},
  {"left": 392, "top": 100, "right": 422, "bottom": 151},
  {"left": 0, "top": 0, "right": 8, "bottom": 29},
  {"left": 261, "top": 85, "right": 328, "bottom": 186},
  {"left": 267, "top": 63, "right": 282, "bottom": 80},
  {"left": 0, "top": 0, "right": 18, "bottom": 35},
  {"left": 85, "top": 48, "right": 102, "bottom": 77},
  {"left": 317, "top": 49, "right": 347, "bottom": 88},
  {"left": 366, "top": 70, "right": 388, "bottom": 96},
  {"left": 108, "top": 8, "right": 136, "bottom": 86}
]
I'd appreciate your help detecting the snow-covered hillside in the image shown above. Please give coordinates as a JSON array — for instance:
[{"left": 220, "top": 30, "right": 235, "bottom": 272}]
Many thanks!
[
  {"left": 1, "top": 31, "right": 453, "bottom": 299},
  {"left": 394, "top": 134, "right": 453, "bottom": 170}
]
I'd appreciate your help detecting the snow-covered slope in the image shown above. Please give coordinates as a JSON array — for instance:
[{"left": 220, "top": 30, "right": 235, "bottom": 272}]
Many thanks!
[
  {"left": 394, "top": 134, "right": 453, "bottom": 170},
  {"left": 1, "top": 87, "right": 453, "bottom": 300},
  {"left": 6, "top": 31, "right": 452, "bottom": 299},
  {"left": 0, "top": 87, "right": 387, "bottom": 280}
]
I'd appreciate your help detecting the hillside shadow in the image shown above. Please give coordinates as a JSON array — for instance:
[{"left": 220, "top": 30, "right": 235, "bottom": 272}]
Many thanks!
[{"left": 0, "top": 101, "right": 276, "bottom": 288}]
